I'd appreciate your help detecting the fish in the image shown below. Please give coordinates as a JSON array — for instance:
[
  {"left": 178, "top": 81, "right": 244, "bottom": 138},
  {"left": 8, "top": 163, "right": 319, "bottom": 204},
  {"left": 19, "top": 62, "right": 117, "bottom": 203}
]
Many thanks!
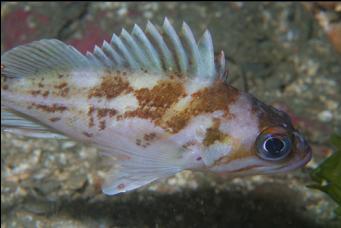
[{"left": 1, "top": 18, "right": 312, "bottom": 195}]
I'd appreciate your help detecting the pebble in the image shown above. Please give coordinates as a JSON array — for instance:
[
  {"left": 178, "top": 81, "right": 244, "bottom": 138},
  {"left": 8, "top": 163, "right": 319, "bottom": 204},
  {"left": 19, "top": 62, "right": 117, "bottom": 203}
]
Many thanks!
[
  {"left": 37, "top": 180, "right": 61, "bottom": 195},
  {"left": 61, "top": 141, "right": 77, "bottom": 149},
  {"left": 23, "top": 198, "right": 59, "bottom": 215},
  {"left": 318, "top": 110, "right": 333, "bottom": 122},
  {"left": 325, "top": 100, "right": 339, "bottom": 110},
  {"left": 1, "top": 3, "right": 340, "bottom": 227},
  {"left": 117, "top": 6, "right": 128, "bottom": 16},
  {"left": 65, "top": 174, "right": 87, "bottom": 191}
]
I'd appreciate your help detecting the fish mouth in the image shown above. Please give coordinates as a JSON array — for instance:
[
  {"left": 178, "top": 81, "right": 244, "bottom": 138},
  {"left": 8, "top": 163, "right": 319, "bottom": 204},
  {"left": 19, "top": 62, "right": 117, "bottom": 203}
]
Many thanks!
[
  {"left": 251, "top": 143, "right": 312, "bottom": 175},
  {"left": 274, "top": 131, "right": 312, "bottom": 172},
  {"left": 212, "top": 133, "right": 313, "bottom": 176},
  {"left": 275, "top": 147, "right": 312, "bottom": 173}
]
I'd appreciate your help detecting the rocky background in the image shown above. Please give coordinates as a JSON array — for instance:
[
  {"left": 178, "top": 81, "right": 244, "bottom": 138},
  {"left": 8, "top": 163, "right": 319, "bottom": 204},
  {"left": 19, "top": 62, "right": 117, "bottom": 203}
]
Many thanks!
[{"left": 1, "top": 2, "right": 341, "bottom": 227}]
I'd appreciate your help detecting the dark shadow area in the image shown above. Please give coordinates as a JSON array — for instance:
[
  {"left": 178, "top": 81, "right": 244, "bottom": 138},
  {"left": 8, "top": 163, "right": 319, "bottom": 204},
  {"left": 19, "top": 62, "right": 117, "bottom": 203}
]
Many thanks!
[{"left": 4, "top": 183, "right": 328, "bottom": 228}]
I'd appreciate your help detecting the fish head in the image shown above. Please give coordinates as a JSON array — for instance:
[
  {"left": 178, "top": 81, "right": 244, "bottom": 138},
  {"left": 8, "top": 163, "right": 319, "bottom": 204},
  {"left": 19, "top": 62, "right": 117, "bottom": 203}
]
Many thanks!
[{"left": 206, "top": 92, "right": 312, "bottom": 176}]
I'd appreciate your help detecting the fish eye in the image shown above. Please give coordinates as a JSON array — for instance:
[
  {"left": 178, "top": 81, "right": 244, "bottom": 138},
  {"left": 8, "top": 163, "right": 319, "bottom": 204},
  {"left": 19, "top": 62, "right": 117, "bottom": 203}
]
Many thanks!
[{"left": 256, "top": 131, "right": 292, "bottom": 161}]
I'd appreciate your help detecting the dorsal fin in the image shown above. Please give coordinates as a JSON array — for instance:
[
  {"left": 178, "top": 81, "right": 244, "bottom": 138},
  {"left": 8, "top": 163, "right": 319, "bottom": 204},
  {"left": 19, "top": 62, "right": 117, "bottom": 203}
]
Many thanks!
[
  {"left": 1, "top": 18, "right": 226, "bottom": 81},
  {"left": 1, "top": 39, "right": 90, "bottom": 78},
  {"left": 100, "top": 17, "right": 222, "bottom": 79}
]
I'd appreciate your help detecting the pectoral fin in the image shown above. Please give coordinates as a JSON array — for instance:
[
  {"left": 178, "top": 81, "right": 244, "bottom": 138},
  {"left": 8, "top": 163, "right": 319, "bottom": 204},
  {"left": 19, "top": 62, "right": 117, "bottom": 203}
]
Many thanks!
[
  {"left": 101, "top": 155, "right": 181, "bottom": 195},
  {"left": 1, "top": 107, "right": 67, "bottom": 139}
]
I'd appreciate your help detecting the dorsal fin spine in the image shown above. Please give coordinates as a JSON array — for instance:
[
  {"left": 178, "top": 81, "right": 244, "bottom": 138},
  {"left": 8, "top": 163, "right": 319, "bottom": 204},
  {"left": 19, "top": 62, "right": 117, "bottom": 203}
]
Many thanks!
[
  {"left": 145, "top": 21, "right": 176, "bottom": 72},
  {"left": 120, "top": 28, "right": 150, "bottom": 69},
  {"left": 163, "top": 18, "right": 188, "bottom": 74},
  {"left": 132, "top": 24, "right": 162, "bottom": 72},
  {"left": 102, "top": 41, "right": 124, "bottom": 67},
  {"left": 181, "top": 22, "right": 201, "bottom": 77},
  {"left": 68, "top": 46, "right": 89, "bottom": 67},
  {"left": 94, "top": 45, "right": 112, "bottom": 68},
  {"left": 111, "top": 34, "right": 138, "bottom": 70},
  {"left": 86, "top": 51, "right": 103, "bottom": 68},
  {"left": 217, "top": 51, "right": 226, "bottom": 80},
  {"left": 198, "top": 30, "right": 215, "bottom": 79}
]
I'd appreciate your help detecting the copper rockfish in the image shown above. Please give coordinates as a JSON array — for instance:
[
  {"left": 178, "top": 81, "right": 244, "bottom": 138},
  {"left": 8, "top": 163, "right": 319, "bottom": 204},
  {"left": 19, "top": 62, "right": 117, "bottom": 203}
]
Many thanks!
[{"left": 1, "top": 18, "right": 312, "bottom": 195}]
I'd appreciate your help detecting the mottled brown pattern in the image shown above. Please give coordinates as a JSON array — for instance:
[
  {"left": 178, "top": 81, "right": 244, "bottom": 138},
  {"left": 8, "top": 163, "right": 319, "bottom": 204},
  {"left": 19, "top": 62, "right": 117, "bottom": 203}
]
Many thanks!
[
  {"left": 42, "top": 91, "right": 49, "bottom": 97},
  {"left": 88, "top": 74, "right": 132, "bottom": 99},
  {"left": 99, "top": 120, "right": 106, "bottom": 130},
  {"left": 32, "top": 103, "right": 67, "bottom": 113},
  {"left": 182, "top": 140, "right": 196, "bottom": 149},
  {"left": 97, "top": 108, "right": 117, "bottom": 119},
  {"left": 143, "top": 133, "right": 157, "bottom": 141},
  {"left": 49, "top": 117, "right": 61, "bottom": 122},
  {"left": 135, "top": 133, "right": 157, "bottom": 148},
  {"left": 164, "top": 81, "right": 240, "bottom": 133},
  {"left": 136, "top": 134, "right": 155, "bottom": 148},
  {"left": 2, "top": 84, "right": 9, "bottom": 90},
  {"left": 98, "top": 108, "right": 117, "bottom": 131},
  {"left": 83, "top": 132, "right": 93, "bottom": 137},
  {"left": 136, "top": 139, "right": 142, "bottom": 146},
  {"left": 54, "top": 82, "right": 69, "bottom": 97},
  {"left": 203, "top": 119, "right": 228, "bottom": 146},
  {"left": 88, "top": 106, "right": 95, "bottom": 128},
  {"left": 124, "top": 80, "right": 186, "bottom": 121},
  {"left": 29, "top": 89, "right": 50, "bottom": 97},
  {"left": 87, "top": 106, "right": 117, "bottom": 130},
  {"left": 54, "top": 82, "right": 68, "bottom": 89},
  {"left": 30, "top": 90, "right": 41, "bottom": 96},
  {"left": 117, "top": 183, "right": 125, "bottom": 189},
  {"left": 58, "top": 87, "right": 69, "bottom": 97}
]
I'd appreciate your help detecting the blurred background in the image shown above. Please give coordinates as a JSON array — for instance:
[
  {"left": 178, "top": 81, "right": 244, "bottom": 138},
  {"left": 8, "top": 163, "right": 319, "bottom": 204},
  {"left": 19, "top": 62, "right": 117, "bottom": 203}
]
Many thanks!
[{"left": 1, "top": 2, "right": 340, "bottom": 227}]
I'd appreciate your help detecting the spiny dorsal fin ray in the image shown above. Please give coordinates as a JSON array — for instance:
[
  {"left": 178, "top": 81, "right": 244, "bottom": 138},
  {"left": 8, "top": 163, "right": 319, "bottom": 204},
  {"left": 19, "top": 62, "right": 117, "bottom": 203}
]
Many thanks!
[
  {"left": 145, "top": 20, "right": 176, "bottom": 72},
  {"left": 181, "top": 22, "right": 202, "bottom": 77},
  {"left": 1, "top": 18, "right": 225, "bottom": 81},
  {"left": 94, "top": 18, "right": 219, "bottom": 79},
  {"left": 216, "top": 51, "right": 227, "bottom": 82},
  {"left": 199, "top": 30, "right": 216, "bottom": 79},
  {"left": 162, "top": 18, "right": 189, "bottom": 74},
  {"left": 131, "top": 24, "right": 162, "bottom": 72}
]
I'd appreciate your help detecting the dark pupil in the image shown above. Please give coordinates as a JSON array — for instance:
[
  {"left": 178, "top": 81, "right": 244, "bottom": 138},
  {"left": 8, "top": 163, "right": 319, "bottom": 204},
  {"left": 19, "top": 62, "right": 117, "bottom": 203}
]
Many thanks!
[{"left": 265, "top": 138, "right": 284, "bottom": 154}]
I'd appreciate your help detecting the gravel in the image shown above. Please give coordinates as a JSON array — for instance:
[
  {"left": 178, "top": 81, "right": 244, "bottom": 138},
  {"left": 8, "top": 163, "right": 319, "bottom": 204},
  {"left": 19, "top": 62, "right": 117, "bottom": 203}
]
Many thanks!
[{"left": 1, "top": 2, "right": 341, "bottom": 227}]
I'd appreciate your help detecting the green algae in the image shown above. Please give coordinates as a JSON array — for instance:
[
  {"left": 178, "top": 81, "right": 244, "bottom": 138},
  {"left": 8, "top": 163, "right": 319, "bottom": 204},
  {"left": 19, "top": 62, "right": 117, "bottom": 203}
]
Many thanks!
[{"left": 310, "top": 133, "right": 341, "bottom": 217}]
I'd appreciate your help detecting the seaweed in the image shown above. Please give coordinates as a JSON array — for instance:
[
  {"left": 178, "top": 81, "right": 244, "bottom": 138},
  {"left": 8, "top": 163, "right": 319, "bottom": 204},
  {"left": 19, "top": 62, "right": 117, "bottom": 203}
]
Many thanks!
[{"left": 310, "top": 133, "right": 341, "bottom": 217}]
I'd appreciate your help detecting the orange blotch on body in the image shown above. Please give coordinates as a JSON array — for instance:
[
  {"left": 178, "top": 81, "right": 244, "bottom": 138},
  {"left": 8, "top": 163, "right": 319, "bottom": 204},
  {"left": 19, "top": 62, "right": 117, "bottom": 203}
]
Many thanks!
[{"left": 88, "top": 74, "right": 133, "bottom": 99}]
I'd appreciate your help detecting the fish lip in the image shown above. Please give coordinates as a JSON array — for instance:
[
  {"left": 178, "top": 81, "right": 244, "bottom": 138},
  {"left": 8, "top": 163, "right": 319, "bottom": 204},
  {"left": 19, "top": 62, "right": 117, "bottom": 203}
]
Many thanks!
[
  {"left": 287, "top": 131, "right": 312, "bottom": 170},
  {"left": 232, "top": 144, "right": 312, "bottom": 175},
  {"left": 220, "top": 145, "right": 313, "bottom": 175},
  {"left": 275, "top": 146, "right": 312, "bottom": 173}
]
